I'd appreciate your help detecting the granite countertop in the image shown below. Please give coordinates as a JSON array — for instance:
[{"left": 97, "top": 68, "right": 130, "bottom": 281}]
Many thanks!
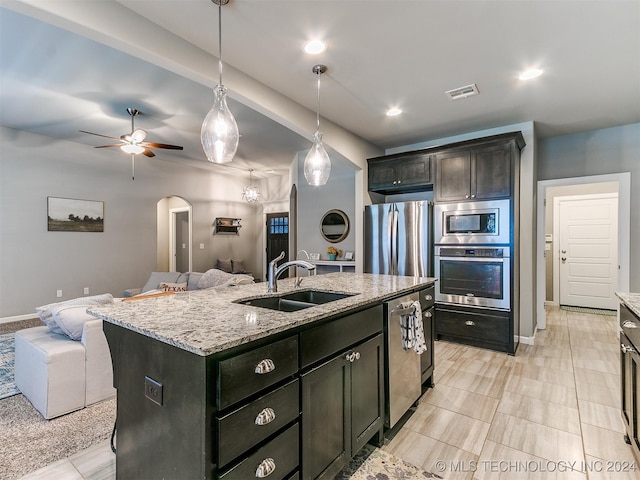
[
  {"left": 617, "top": 292, "right": 640, "bottom": 318},
  {"left": 88, "top": 272, "right": 436, "bottom": 356}
]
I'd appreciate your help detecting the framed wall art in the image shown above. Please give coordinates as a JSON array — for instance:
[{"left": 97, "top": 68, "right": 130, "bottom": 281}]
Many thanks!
[{"left": 47, "top": 197, "right": 104, "bottom": 232}]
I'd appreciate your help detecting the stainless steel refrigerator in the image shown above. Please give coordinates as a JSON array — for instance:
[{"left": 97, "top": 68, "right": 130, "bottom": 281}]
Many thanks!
[{"left": 364, "top": 200, "right": 433, "bottom": 277}]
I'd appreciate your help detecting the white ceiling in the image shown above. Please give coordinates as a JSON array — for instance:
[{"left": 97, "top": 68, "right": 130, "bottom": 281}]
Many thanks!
[{"left": 1, "top": 0, "right": 639, "bottom": 178}]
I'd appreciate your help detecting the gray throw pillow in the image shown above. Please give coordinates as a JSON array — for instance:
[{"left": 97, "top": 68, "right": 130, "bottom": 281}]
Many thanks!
[
  {"left": 232, "top": 259, "right": 246, "bottom": 274},
  {"left": 216, "top": 258, "right": 232, "bottom": 273}
]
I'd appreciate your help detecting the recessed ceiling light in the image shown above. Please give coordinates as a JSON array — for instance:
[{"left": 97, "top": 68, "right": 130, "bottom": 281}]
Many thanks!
[
  {"left": 519, "top": 68, "right": 544, "bottom": 80},
  {"left": 386, "top": 108, "right": 402, "bottom": 117},
  {"left": 304, "top": 40, "right": 326, "bottom": 55}
]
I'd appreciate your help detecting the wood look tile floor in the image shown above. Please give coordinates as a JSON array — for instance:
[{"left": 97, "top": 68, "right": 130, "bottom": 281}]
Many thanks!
[{"left": 20, "top": 307, "right": 639, "bottom": 480}]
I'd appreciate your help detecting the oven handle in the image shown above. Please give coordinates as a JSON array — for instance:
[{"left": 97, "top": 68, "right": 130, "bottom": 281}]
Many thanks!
[{"left": 435, "top": 256, "right": 509, "bottom": 262}]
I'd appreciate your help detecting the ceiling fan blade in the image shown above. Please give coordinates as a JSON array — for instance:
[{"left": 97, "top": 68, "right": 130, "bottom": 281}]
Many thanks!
[
  {"left": 94, "top": 144, "right": 123, "bottom": 148},
  {"left": 79, "top": 130, "right": 119, "bottom": 140},
  {"left": 141, "top": 142, "right": 184, "bottom": 150},
  {"left": 130, "top": 129, "right": 147, "bottom": 143},
  {"left": 142, "top": 149, "right": 156, "bottom": 158}
]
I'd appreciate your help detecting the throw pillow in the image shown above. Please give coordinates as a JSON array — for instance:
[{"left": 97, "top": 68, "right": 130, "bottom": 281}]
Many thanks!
[
  {"left": 52, "top": 304, "right": 96, "bottom": 341},
  {"left": 160, "top": 282, "right": 187, "bottom": 292},
  {"left": 187, "top": 272, "right": 203, "bottom": 291},
  {"left": 216, "top": 258, "right": 233, "bottom": 273},
  {"left": 36, "top": 293, "right": 114, "bottom": 334},
  {"left": 142, "top": 272, "right": 181, "bottom": 293},
  {"left": 231, "top": 259, "right": 247, "bottom": 274}
]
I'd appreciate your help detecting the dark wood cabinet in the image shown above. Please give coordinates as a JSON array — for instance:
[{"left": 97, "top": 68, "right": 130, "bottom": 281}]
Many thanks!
[
  {"left": 301, "top": 334, "right": 384, "bottom": 480},
  {"left": 434, "top": 142, "right": 511, "bottom": 202},
  {"left": 367, "top": 153, "right": 431, "bottom": 194}
]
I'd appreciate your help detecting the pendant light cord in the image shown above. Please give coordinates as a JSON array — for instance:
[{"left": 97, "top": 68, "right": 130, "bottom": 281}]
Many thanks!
[
  {"left": 315, "top": 70, "right": 321, "bottom": 133},
  {"left": 218, "top": 0, "right": 223, "bottom": 86}
]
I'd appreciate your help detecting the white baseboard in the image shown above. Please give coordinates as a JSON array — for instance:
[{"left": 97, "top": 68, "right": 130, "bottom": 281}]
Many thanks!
[
  {"left": 0, "top": 313, "right": 37, "bottom": 324},
  {"left": 518, "top": 333, "right": 536, "bottom": 345}
]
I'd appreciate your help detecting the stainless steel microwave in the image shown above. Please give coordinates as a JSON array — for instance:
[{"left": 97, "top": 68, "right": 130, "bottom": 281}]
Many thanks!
[{"left": 434, "top": 199, "right": 510, "bottom": 245}]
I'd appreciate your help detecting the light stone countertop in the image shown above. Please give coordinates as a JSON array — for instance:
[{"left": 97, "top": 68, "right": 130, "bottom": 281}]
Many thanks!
[
  {"left": 617, "top": 292, "right": 640, "bottom": 318},
  {"left": 88, "top": 272, "right": 436, "bottom": 356}
]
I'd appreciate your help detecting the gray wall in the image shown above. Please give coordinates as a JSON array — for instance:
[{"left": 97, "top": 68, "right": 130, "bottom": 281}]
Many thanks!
[
  {"left": 538, "top": 123, "right": 640, "bottom": 291},
  {"left": 0, "top": 127, "right": 263, "bottom": 318},
  {"left": 295, "top": 152, "right": 357, "bottom": 261}
]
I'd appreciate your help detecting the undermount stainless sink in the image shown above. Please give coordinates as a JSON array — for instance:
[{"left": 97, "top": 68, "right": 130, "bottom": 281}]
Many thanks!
[{"left": 235, "top": 289, "right": 356, "bottom": 312}]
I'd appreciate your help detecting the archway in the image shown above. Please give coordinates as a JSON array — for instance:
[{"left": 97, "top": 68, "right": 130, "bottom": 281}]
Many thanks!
[{"left": 157, "top": 196, "right": 193, "bottom": 272}]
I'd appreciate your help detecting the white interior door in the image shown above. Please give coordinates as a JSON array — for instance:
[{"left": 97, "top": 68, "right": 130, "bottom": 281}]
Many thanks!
[
  {"left": 558, "top": 195, "right": 618, "bottom": 309},
  {"left": 169, "top": 207, "right": 192, "bottom": 272}
]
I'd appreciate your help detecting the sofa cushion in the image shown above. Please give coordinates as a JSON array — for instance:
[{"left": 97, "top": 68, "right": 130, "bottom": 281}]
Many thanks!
[
  {"left": 187, "top": 272, "right": 203, "bottom": 290},
  {"left": 52, "top": 304, "right": 96, "bottom": 340},
  {"left": 232, "top": 258, "right": 247, "bottom": 274},
  {"left": 36, "top": 293, "right": 114, "bottom": 334},
  {"left": 142, "top": 272, "right": 181, "bottom": 293},
  {"left": 216, "top": 258, "right": 233, "bottom": 273}
]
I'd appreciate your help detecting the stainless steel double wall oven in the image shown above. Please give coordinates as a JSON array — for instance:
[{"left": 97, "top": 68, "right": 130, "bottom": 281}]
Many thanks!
[{"left": 434, "top": 199, "right": 511, "bottom": 310}]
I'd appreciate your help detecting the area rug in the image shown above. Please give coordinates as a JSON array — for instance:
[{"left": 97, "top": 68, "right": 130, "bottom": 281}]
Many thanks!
[
  {"left": 0, "top": 333, "right": 20, "bottom": 400},
  {"left": 0, "top": 394, "right": 116, "bottom": 480},
  {"left": 560, "top": 305, "right": 617, "bottom": 316},
  {"left": 336, "top": 444, "right": 444, "bottom": 479}
]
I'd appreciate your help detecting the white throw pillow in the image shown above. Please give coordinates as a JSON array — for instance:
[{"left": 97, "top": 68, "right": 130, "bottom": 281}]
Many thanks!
[
  {"left": 52, "top": 304, "right": 96, "bottom": 340},
  {"left": 160, "top": 282, "right": 187, "bottom": 292},
  {"left": 197, "top": 268, "right": 233, "bottom": 289},
  {"left": 36, "top": 293, "right": 114, "bottom": 334}
]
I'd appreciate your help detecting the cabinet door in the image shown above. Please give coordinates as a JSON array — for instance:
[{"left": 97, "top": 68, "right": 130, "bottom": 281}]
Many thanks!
[
  {"left": 395, "top": 155, "right": 431, "bottom": 188},
  {"left": 472, "top": 143, "right": 511, "bottom": 199},
  {"left": 368, "top": 159, "right": 397, "bottom": 191},
  {"left": 434, "top": 151, "right": 471, "bottom": 202},
  {"left": 350, "top": 334, "right": 384, "bottom": 453},
  {"left": 301, "top": 354, "right": 350, "bottom": 480}
]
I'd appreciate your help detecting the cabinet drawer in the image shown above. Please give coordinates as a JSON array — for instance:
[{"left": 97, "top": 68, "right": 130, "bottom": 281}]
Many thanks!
[
  {"left": 300, "top": 305, "right": 383, "bottom": 368},
  {"left": 436, "top": 306, "right": 509, "bottom": 345},
  {"left": 218, "top": 336, "right": 298, "bottom": 410},
  {"left": 419, "top": 286, "right": 435, "bottom": 311},
  {"left": 217, "top": 379, "right": 299, "bottom": 468},
  {"left": 218, "top": 423, "right": 299, "bottom": 480}
]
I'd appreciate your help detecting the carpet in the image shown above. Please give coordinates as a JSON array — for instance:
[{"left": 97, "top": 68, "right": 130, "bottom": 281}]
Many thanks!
[
  {"left": 560, "top": 305, "right": 617, "bottom": 316},
  {"left": 335, "top": 444, "right": 444, "bottom": 479},
  {"left": 0, "top": 333, "right": 20, "bottom": 400},
  {"left": 0, "top": 394, "right": 116, "bottom": 480}
]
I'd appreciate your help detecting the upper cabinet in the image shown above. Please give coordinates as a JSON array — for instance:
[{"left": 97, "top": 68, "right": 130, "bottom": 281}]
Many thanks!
[
  {"left": 366, "top": 132, "right": 525, "bottom": 203},
  {"left": 367, "top": 153, "right": 431, "bottom": 194},
  {"left": 434, "top": 142, "right": 511, "bottom": 202}
]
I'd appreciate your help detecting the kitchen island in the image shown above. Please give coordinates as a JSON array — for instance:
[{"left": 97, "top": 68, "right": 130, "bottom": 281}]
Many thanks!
[{"left": 89, "top": 272, "right": 436, "bottom": 480}]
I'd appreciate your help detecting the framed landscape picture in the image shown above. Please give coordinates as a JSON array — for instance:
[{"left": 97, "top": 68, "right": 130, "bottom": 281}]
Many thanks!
[{"left": 47, "top": 197, "right": 104, "bottom": 232}]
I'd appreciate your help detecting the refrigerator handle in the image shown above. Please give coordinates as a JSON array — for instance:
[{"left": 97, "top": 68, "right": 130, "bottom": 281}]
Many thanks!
[
  {"left": 391, "top": 205, "right": 398, "bottom": 275},
  {"left": 387, "top": 205, "right": 395, "bottom": 274}
]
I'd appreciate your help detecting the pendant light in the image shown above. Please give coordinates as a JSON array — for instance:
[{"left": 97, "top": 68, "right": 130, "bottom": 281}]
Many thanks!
[
  {"left": 201, "top": 0, "right": 239, "bottom": 164},
  {"left": 242, "top": 169, "right": 260, "bottom": 203},
  {"left": 304, "top": 64, "right": 331, "bottom": 186}
]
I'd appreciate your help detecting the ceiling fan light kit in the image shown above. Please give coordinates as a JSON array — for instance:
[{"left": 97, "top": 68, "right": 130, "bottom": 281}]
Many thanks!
[
  {"left": 201, "top": 0, "right": 239, "bottom": 164},
  {"left": 304, "top": 64, "right": 331, "bottom": 186}
]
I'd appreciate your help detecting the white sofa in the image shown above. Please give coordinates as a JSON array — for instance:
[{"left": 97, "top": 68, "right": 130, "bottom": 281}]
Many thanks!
[{"left": 15, "top": 296, "right": 116, "bottom": 419}]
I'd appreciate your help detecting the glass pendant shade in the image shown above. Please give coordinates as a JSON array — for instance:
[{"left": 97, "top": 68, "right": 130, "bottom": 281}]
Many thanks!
[
  {"left": 242, "top": 185, "right": 260, "bottom": 203},
  {"left": 201, "top": 84, "right": 239, "bottom": 164},
  {"left": 304, "top": 131, "right": 331, "bottom": 186}
]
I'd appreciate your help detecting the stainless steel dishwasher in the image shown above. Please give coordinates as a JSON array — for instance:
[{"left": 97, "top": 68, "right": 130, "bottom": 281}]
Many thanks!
[{"left": 384, "top": 292, "right": 422, "bottom": 429}]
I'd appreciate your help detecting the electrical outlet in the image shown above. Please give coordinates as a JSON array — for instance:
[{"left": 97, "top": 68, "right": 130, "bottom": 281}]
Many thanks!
[
  {"left": 56, "top": 290, "right": 62, "bottom": 298},
  {"left": 83, "top": 287, "right": 90, "bottom": 295},
  {"left": 144, "top": 376, "right": 163, "bottom": 406}
]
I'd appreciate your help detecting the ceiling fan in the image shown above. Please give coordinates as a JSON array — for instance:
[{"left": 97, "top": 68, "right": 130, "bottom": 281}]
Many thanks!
[{"left": 80, "top": 107, "right": 183, "bottom": 179}]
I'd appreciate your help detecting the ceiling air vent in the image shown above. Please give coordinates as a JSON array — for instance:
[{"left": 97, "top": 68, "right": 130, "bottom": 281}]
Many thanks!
[{"left": 445, "top": 83, "right": 479, "bottom": 100}]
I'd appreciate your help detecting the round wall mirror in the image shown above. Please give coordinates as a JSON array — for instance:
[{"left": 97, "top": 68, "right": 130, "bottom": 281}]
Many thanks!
[{"left": 320, "top": 209, "right": 350, "bottom": 243}]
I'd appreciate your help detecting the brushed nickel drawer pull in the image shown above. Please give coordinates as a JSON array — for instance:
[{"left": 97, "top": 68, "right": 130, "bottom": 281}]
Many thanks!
[
  {"left": 345, "top": 352, "right": 356, "bottom": 362},
  {"left": 255, "top": 458, "right": 276, "bottom": 478},
  {"left": 623, "top": 321, "right": 638, "bottom": 329},
  {"left": 255, "top": 407, "right": 276, "bottom": 426},
  {"left": 465, "top": 320, "right": 475, "bottom": 326},
  {"left": 424, "top": 311, "right": 432, "bottom": 318},
  {"left": 621, "top": 344, "right": 637, "bottom": 354},
  {"left": 255, "top": 359, "right": 276, "bottom": 374},
  {"left": 424, "top": 294, "right": 433, "bottom": 301}
]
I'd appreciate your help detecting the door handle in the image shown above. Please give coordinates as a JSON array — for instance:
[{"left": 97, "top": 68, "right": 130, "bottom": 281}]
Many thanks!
[{"left": 561, "top": 257, "right": 566, "bottom": 263}]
